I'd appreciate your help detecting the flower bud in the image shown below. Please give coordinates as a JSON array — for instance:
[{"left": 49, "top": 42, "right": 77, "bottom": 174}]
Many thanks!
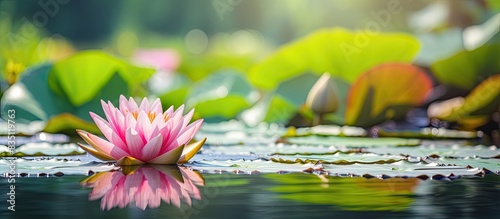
[{"left": 306, "top": 72, "right": 340, "bottom": 114}]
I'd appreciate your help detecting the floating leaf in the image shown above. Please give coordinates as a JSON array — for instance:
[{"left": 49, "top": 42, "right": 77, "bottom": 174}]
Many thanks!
[
  {"left": 0, "top": 156, "right": 116, "bottom": 175},
  {"left": 345, "top": 63, "right": 432, "bottom": 127},
  {"left": 187, "top": 70, "right": 257, "bottom": 120},
  {"left": 241, "top": 74, "right": 332, "bottom": 126},
  {"left": 189, "top": 159, "right": 487, "bottom": 177},
  {"left": 377, "top": 127, "right": 478, "bottom": 139},
  {"left": 48, "top": 50, "right": 154, "bottom": 106},
  {"left": 1, "top": 64, "right": 72, "bottom": 122},
  {"left": 0, "top": 143, "right": 84, "bottom": 157},
  {"left": 1, "top": 62, "right": 132, "bottom": 133},
  {"left": 270, "top": 157, "right": 404, "bottom": 165},
  {"left": 249, "top": 28, "right": 420, "bottom": 89},
  {"left": 415, "top": 28, "right": 464, "bottom": 65},
  {"left": 190, "top": 159, "right": 319, "bottom": 174},
  {"left": 290, "top": 125, "right": 367, "bottom": 137},
  {"left": 366, "top": 144, "right": 500, "bottom": 159},
  {"left": 431, "top": 44, "right": 500, "bottom": 90},
  {"left": 43, "top": 113, "right": 100, "bottom": 134},
  {"left": 285, "top": 135, "right": 421, "bottom": 147},
  {"left": 157, "top": 73, "right": 191, "bottom": 109}
]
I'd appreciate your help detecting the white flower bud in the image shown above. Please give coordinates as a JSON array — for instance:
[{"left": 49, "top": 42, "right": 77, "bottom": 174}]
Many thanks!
[{"left": 306, "top": 72, "right": 340, "bottom": 114}]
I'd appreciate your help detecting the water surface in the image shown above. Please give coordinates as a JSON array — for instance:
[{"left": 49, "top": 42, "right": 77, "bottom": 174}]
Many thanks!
[{"left": 1, "top": 173, "right": 498, "bottom": 219}]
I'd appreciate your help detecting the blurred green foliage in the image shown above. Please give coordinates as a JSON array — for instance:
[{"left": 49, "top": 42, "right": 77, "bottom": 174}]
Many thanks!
[
  {"left": 1, "top": 51, "right": 153, "bottom": 134},
  {"left": 431, "top": 44, "right": 500, "bottom": 90},
  {"left": 249, "top": 28, "right": 420, "bottom": 89},
  {"left": 0, "top": 0, "right": 499, "bottom": 136}
]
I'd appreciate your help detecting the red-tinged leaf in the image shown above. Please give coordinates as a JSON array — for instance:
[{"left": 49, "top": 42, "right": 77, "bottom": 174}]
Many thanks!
[{"left": 345, "top": 63, "right": 432, "bottom": 127}]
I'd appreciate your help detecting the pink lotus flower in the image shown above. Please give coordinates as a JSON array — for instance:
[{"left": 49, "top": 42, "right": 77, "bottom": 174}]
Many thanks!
[
  {"left": 81, "top": 165, "right": 204, "bottom": 210},
  {"left": 77, "top": 95, "right": 205, "bottom": 165}
]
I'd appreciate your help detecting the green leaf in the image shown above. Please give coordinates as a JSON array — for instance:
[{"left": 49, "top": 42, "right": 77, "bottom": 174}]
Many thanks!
[
  {"left": 186, "top": 70, "right": 256, "bottom": 119},
  {"left": 43, "top": 113, "right": 100, "bottom": 135},
  {"left": 486, "top": 0, "right": 500, "bottom": 10},
  {"left": 415, "top": 29, "right": 464, "bottom": 65},
  {"left": 0, "top": 143, "right": 84, "bottom": 157},
  {"left": 249, "top": 28, "right": 420, "bottom": 89},
  {"left": 48, "top": 51, "right": 154, "bottom": 106},
  {"left": 345, "top": 63, "right": 432, "bottom": 127},
  {"left": 0, "top": 157, "right": 116, "bottom": 175},
  {"left": 194, "top": 96, "right": 250, "bottom": 119},
  {"left": 437, "top": 74, "right": 500, "bottom": 121},
  {"left": 1, "top": 64, "right": 72, "bottom": 122},
  {"left": 157, "top": 73, "right": 192, "bottom": 109},
  {"left": 159, "top": 87, "right": 190, "bottom": 109},
  {"left": 0, "top": 63, "right": 130, "bottom": 134},
  {"left": 241, "top": 74, "right": 320, "bottom": 126},
  {"left": 431, "top": 44, "right": 500, "bottom": 90},
  {"left": 72, "top": 73, "right": 130, "bottom": 122},
  {"left": 285, "top": 135, "right": 421, "bottom": 147}
]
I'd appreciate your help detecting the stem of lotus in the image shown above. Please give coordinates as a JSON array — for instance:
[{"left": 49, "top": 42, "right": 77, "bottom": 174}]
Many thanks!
[{"left": 312, "top": 113, "right": 323, "bottom": 126}]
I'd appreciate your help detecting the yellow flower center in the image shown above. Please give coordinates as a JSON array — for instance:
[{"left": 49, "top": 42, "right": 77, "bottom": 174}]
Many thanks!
[
  {"left": 129, "top": 110, "right": 170, "bottom": 123},
  {"left": 147, "top": 111, "right": 156, "bottom": 122}
]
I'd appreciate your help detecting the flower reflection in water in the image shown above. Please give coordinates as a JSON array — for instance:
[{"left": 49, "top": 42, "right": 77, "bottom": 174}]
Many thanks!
[{"left": 80, "top": 165, "right": 204, "bottom": 210}]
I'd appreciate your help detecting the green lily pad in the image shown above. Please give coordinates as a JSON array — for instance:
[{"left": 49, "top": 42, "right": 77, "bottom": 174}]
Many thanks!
[
  {"left": 157, "top": 73, "right": 191, "bottom": 109},
  {"left": 366, "top": 145, "right": 500, "bottom": 159},
  {"left": 290, "top": 125, "right": 367, "bottom": 137},
  {"left": 0, "top": 62, "right": 132, "bottom": 133},
  {"left": 0, "top": 143, "right": 84, "bottom": 157},
  {"left": 415, "top": 29, "right": 464, "bottom": 65},
  {"left": 431, "top": 44, "right": 500, "bottom": 90},
  {"left": 377, "top": 127, "right": 479, "bottom": 139},
  {"left": 187, "top": 70, "right": 256, "bottom": 120},
  {"left": 285, "top": 135, "right": 421, "bottom": 147},
  {"left": 189, "top": 158, "right": 486, "bottom": 177},
  {"left": 0, "top": 157, "right": 116, "bottom": 175},
  {"left": 249, "top": 28, "right": 420, "bottom": 89},
  {"left": 240, "top": 74, "right": 320, "bottom": 126},
  {"left": 48, "top": 50, "right": 154, "bottom": 106},
  {"left": 1, "top": 64, "right": 72, "bottom": 123}
]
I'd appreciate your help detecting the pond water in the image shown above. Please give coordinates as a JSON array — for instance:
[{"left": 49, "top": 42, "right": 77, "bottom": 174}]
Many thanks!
[
  {"left": 1, "top": 122, "right": 499, "bottom": 218},
  {"left": 1, "top": 172, "right": 499, "bottom": 219}
]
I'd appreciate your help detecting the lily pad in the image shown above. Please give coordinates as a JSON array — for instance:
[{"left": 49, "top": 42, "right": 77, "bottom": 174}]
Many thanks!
[
  {"left": 48, "top": 50, "right": 154, "bottom": 106},
  {"left": 189, "top": 158, "right": 487, "bottom": 177},
  {"left": 345, "top": 63, "right": 432, "bottom": 127},
  {"left": 290, "top": 125, "right": 367, "bottom": 137},
  {"left": 285, "top": 135, "right": 421, "bottom": 147},
  {"left": 0, "top": 64, "right": 127, "bottom": 133},
  {"left": 249, "top": 28, "right": 420, "bottom": 89},
  {"left": 366, "top": 144, "right": 500, "bottom": 159},
  {"left": 377, "top": 127, "right": 479, "bottom": 139},
  {"left": 431, "top": 44, "right": 500, "bottom": 90},
  {"left": 186, "top": 70, "right": 257, "bottom": 120},
  {"left": 0, "top": 142, "right": 84, "bottom": 157},
  {"left": 157, "top": 73, "right": 191, "bottom": 109},
  {"left": 0, "top": 156, "right": 116, "bottom": 176},
  {"left": 1, "top": 64, "right": 72, "bottom": 123}
]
